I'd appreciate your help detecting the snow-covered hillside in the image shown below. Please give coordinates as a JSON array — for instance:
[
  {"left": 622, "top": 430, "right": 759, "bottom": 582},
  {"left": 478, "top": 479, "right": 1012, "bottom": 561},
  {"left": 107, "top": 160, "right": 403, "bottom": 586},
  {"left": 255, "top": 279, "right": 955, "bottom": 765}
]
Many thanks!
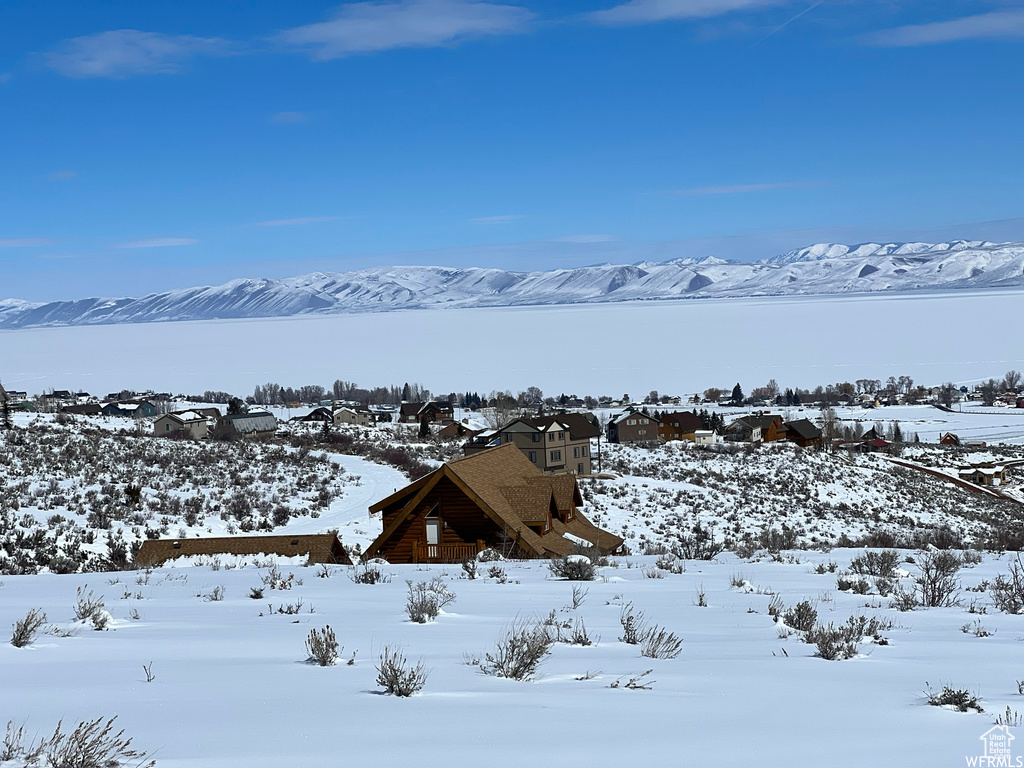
[{"left": 3, "top": 240, "right": 1024, "bottom": 328}]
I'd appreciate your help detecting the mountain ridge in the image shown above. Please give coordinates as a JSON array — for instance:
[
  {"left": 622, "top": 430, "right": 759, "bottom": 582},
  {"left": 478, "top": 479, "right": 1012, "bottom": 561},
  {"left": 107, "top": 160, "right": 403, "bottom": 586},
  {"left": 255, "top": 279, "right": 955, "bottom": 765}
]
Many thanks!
[{"left": 3, "top": 240, "right": 1023, "bottom": 329}]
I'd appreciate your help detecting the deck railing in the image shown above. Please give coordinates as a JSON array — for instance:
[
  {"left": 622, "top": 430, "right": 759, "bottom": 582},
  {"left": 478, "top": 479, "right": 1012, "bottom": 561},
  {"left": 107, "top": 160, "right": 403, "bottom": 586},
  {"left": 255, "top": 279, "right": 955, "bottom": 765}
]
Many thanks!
[{"left": 414, "top": 541, "right": 482, "bottom": 563}]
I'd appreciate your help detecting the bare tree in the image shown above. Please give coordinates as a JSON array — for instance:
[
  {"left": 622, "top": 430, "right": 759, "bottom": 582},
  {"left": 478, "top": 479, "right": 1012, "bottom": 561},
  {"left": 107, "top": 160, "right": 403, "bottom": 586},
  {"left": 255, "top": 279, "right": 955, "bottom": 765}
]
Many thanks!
[
  {"left": 979, "top": 379, "right": 1000, "bottom": 406},
  {"left": 937, "top": 382, "right": 957, "bottom": 409},
  {"left": 703, "top": 387, "right": 723, "bottom": 403},
  {"left": 1004, "top": 370, "right": 1022, "bottom": 393}
]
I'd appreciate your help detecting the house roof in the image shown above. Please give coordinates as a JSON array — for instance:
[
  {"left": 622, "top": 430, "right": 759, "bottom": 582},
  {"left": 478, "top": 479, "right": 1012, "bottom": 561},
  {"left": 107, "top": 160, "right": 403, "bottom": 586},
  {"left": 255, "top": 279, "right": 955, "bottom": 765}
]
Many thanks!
[
  {"left": 527, "top": 413, "right": 601, "bottom": 440},
  {"left": 162, "top": 410, "right": 206, "bottom": 424},
  {"left": 135, "top": 533, "right": 351, "bottom": 567},
  {"left": 366, "top": 443, "right": 621, "bottom": 559},
  {"left": 225, "top": 411, "right": 278, "bottom": 433},
  {"left": 659, "top": 411, "right": 703, "bottom": 432},
  {"left": 784, "top": 418, "right": 822, "bottom": 440}
]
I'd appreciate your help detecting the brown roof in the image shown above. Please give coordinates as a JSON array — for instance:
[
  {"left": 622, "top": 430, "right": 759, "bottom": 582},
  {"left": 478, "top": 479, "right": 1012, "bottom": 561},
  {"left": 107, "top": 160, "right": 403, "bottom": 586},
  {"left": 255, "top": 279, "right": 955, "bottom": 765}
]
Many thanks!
[
  {"left": 784, "top": 418, "right": 822, "bottom": 440},
  {"left": 660, "top": 411, "right": 702, "bottom": 432},
  {"left": 135, "top": 533, "right": 352, "bottom": 567},
  {"left": 526, "top": 413, "right": 601, "bottom": 440},
  {"left": 367, "top": 443, "right": 621, "bottom": 559}
]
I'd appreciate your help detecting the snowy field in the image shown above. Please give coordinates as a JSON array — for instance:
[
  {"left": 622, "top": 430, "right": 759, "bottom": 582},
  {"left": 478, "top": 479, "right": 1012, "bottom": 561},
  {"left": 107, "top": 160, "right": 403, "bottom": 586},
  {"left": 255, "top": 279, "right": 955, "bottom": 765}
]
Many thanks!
[
  {"left": 2, "top": 552, "right": 1023, "bottom": 768},
  {"left": 3, "top": 290, "right": 1024, "bottom": 398}
]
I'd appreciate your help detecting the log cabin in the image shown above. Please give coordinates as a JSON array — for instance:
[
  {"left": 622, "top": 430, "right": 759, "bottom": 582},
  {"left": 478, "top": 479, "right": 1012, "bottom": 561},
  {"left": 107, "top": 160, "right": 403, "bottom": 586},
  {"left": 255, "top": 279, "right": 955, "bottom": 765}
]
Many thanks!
[{"left": 364, "top": 443, "right": 623, "bottom": 563}]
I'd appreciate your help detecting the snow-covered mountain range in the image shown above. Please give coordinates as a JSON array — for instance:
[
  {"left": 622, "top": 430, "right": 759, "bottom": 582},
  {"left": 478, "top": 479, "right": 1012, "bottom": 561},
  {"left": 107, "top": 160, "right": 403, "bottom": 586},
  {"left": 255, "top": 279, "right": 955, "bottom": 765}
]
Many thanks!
[{"left": 3, "top": 240, "right": 1023, "bottom": 329}]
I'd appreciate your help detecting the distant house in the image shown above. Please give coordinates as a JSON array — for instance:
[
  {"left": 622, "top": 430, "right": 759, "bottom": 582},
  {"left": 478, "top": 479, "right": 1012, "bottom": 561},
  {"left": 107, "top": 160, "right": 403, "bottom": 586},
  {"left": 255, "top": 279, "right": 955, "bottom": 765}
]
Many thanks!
[
  {"left": 694, "top": 430, "right": 717, "bottom": 447},
  {"left": 725, "top": 414, "right": 786, "bottom": 444},
  {"left": 61, "top": 403, "right": 102, "bottom": 416},
  {"left": 135, "top": 533, "right": 352, "bottom": 567},
  {"left": 438, "top": 421, "right": 483, "bottom": 440},
  {"left": 465, "top": 414, "right": 596, "bottom": 475},
  {"left": 296, "top": 407, "right": 334, "bottom": 424},
  {"left": 940, "top": 432, "right": 961, "bottom": 446},
  {"left": 101, "top": 400, "right": 158, "bottom": 418},
  {"left": 658, "top": 411, "right": 703, "bottom": 442},
  {"left": 607, "top": 410, "right": 659, "bottom": 444},
  {"left": 958, "top": 464, "right": 1008, "bottom": 487},
  {"left": 154, "top": 410, "right": 210, "bottom": 439},
  {"left": 399, "top": 401, "right": 454, "bottom": 425},
  {"left": 785, "top": 419, "right": 823, "bottom": 449},
  {"left": 334, "top": 406, "right": 372, "bottom": 427},
  {"left": 365, "top": 443, "right": 623, "bottom": 564},
  {"left": 219, "top": 411, "right": 278, "bottom": 438}
]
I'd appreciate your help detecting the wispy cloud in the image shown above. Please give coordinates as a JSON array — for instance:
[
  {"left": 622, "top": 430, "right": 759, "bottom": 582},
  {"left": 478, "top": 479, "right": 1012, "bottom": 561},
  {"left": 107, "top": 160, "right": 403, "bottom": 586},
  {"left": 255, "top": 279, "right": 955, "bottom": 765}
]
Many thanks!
[
  {"left": 280, "top": 0, "right": 533, "bottom": 59},
  {"left": 863, "top": 9, "right": 1024, "bottom": 46},
  {"left": 548, "top": 234, "right": 617, "bottom": 243},
  {"left": 662, "top": 180, "right": 825, "bottom": 196},
  {"left": 44, "top": 30, "right": 229, "bottom": 78},
  {"left": 255, "top": 216, "right": 340, "bottom": 227},
  {"left": 469, "top": 214, "right": 525, "bottom": 224},
  {"left": 118, "top": 237, "right": 200, "bottom": 248},
  {"left": 0, "top": 237, "right": 54, "bottom": 248},
  {"left": 47, "top": 170, "right": 77, "bottom": 181},
  {"left": 271, "top": 111, "right": 309, "bottom": 124},
  {"left": 590, "top": 0, "right": 787, "bottom": 26}
]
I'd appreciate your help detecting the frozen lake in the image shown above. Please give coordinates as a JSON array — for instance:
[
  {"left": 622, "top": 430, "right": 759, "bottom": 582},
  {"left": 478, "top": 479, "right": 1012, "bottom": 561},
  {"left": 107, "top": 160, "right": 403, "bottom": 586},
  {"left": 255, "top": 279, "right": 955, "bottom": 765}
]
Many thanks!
[{"left": 2, "top": 289, "right": 1023, "bottom": 397}]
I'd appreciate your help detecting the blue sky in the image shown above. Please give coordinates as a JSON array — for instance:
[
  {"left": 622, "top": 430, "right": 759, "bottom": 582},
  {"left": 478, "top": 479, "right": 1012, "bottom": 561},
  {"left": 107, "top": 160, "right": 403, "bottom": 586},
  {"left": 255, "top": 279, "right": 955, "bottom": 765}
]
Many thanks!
[{"left": 2, "top": 0, "right": 1023, "bottom": 301}]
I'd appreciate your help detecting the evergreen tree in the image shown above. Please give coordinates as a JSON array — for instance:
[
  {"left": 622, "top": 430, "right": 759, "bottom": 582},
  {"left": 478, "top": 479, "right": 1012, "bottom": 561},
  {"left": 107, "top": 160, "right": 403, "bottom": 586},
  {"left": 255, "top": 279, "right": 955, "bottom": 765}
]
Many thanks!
[
  {"left": 731, "top": 383, "right": 744, "bottom": 404},
  {"left": 418, "top": 413, "right": 431, "bottom": 438}
]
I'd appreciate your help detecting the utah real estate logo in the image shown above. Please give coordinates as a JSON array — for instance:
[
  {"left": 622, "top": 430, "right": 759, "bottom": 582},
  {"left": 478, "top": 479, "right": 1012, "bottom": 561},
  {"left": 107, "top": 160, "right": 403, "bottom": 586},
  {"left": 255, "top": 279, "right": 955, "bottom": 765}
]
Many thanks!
[{"left": 967, "top": 726, "right": 1020, "bottom": 767}]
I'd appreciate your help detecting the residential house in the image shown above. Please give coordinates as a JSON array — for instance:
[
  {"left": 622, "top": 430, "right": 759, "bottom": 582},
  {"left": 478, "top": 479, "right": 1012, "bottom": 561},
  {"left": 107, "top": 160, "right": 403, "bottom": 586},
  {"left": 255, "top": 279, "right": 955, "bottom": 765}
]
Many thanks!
[
  {"left": 218, "top": 411, "right": 278, "bottom": 438},
  {"left": 61, "top": 403, "right": 102, "bottom": 416},
  {"left": 334, "top": 406, "right": 372, "bottom": 427},
  {"left": 296, "top": 407, "right": 334, "bottom": 423},
  {"left": 958, "top": 464, "right": 1008, "bottom": 487},
  {"left": 785, "top": 419, "right": 823, "bottom": 449},
  {"left": 364, "top": 443, "right": 623, "bottom": 564},
  {"left": 154, "top": 410, "right": 211, "bottom": 439},
  {"left": 694, "top": 430, "right": 717, "bottom": 447},
  {"left": 135, "top": 533, "right": 352, "bottom": 567},
  {"left": 607, "top": 410, "right": 659, "bottom": 444},
  {"left": 464, "top": 414, "right": 596, "bottom": 475},
  {"left": 939, "top": 432, "right": 961, "bottom": 446},
  {"left": 101, "top": 400, "right": 159, "bottom": 418},
  {"left": 438, "top": 421, "right": 483, "bottom": 440},
  {"left": 658, "top": 411, "right": 703, "bottom": 442},
  {"left": 399, "top": 401, "right": 455, "bottom": 425},
  {"left": 725, "top": 413, "right": 786, "bottom": 444}
]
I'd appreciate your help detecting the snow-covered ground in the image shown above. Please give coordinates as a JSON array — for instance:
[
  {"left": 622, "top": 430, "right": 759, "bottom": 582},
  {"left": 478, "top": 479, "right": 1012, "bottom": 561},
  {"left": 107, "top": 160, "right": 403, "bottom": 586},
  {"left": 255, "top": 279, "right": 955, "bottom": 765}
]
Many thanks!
[
  {"left": 2, "top": 551, "right": 1022, "bottom": 767},
  {"left": 3, "top": 290, "right": 1024, "bottom": 398}
]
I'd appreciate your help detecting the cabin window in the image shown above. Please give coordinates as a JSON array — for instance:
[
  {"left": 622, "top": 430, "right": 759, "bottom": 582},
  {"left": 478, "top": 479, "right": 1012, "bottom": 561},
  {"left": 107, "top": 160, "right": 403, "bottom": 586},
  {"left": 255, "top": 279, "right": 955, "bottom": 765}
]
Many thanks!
[
  {"left": 550, "top": 450, "right": 561, "bottom": 461},
  {"left": 582, "top": 446, "right": 588, "bottom": 457},
  {"left": 573, "top": 446, "right": 580, "bottom": 458},
  {"left": 532, "top": 432, "right": 540, "bottom": 442},
  {"left": 528, "top": 451, "right": 537, "bottom": 462},
  {"left": 425, "top": 505, "right": 441, "bottom": 546},
  {"left": 548, "top": 433, "right": 555, "bottom": 443}
]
